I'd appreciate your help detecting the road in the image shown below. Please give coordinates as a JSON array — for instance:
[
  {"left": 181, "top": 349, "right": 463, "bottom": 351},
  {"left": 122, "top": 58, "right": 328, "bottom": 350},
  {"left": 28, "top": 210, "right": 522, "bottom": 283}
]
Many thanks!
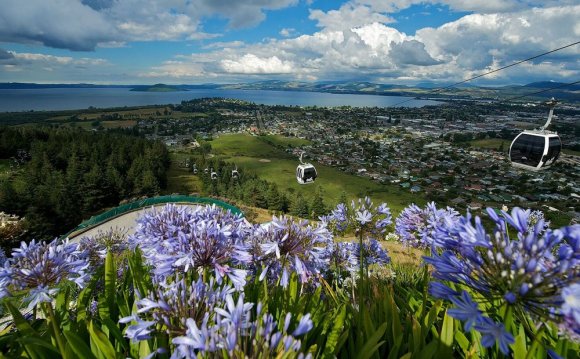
[{"left": 68, "top": 204, "right": 198, "bottom": 241}]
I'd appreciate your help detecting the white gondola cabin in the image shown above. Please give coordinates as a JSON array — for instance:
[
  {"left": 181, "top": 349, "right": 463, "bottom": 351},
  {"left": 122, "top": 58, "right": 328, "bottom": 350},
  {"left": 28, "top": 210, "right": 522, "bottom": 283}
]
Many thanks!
[
  {"left": 296, "top": 152, "right": 317, "bottom": 184},
  {"left": 509, "top": 98, "right": 562, "bottom": 171}
]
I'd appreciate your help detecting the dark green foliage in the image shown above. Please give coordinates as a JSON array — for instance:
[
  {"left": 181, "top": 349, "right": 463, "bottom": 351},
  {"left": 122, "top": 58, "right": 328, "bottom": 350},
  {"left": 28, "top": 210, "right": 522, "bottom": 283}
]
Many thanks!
[
  {"left": 290, "top": 194, "right": 309, "bottom": 218},
  {"left": 0, "top": 126, "right": 170, "bottom": 240},
  {"left": 310, "top": 187, "right": 327, "bottom": 219}
]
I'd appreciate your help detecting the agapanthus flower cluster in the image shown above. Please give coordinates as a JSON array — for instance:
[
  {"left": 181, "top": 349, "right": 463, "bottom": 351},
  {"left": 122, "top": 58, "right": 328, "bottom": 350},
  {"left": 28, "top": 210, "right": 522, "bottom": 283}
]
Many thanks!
[
  {"left": 121, "top": 276, "right": 233, "bottom": 341},
  {"left": 529, "top": 209, "right": 550, "bottom": 232},
  {"left": 78, "top": 228, "right": 128, "bottom": 266},
  {"left": 130, "top": 204, "right": 251, "bottom": 288},
  {"left": 0, "top": 239, "right": 89, "bottom": 309},
  {"left": 328, "top": 242, "right": 359, "bottom": 273},
  {"left": 250, "top": 216, "right": 332, "bottom": 287},
  {"left": 0, "top": 249, "right": 6, "bottom": 267},
  {"left": 322, "top": 197, "right": 392, "bottom": 240},
  {"left": 395, "top": 202, "right": 459, "bottom": 248},
  {"left": 560, "top": 283, "right": 580, "bottom": 340},
  {"left": 425, "top": 207, "right": 580, "bottom": 353},
  {"left": 172, "top": 295, "right": 313, "bottom": 358},
  {"left": 347, "top": 240, "right": 390, "bottom": 268}
]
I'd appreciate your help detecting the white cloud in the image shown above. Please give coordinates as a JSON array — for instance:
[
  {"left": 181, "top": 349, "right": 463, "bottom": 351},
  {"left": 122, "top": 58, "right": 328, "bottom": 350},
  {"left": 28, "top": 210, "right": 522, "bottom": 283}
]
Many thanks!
[
  {"left": 0, "top": 0, "right": 115, "bottom": 51},
  {"left": 309, "top": 3, "right": 394, "bottom": 30},
  {"left": 280, "top": 28, "right": 297, "bottom": 37},
  {"left": 0, "top": 0, "right": 300, "bottom": 51},
  {"left": 8, "top": 51, "right": 109, "bottom": 67},
  {"left": 138, "top": 3, "right": 579, "bottom": 85},
  {"left": 221, "top": 54, "right": 294, "bottom": 74}
]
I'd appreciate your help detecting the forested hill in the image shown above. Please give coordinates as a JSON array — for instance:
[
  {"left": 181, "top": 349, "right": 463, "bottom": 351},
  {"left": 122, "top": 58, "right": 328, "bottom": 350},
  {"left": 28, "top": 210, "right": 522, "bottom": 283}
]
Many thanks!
[{"left": 0, "top": 127, "right": 170, "bottom": 243}]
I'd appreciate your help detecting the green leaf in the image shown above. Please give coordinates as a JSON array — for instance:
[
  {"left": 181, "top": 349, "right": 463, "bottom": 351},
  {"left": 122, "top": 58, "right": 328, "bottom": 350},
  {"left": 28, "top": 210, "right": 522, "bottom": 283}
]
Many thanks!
[
  {"left": 410, "top": 316, "right": 421, "bottom": 352},
  {"left": 4, "top": 301, "right": 51, "bottom": 359},
  {"left": 102, "top": 251, "right": 118, "bottom": 322},
  {"left": 88, "top": 321, "right": 117, "bottom": 359},
  {"left": 63, "top": 330, "right": 98, "bottom": 359},
  {"left": 454, "top": 331, "right": 469, "bottom": 354},
  {"left": 323, "top": 304, "right": 347, "bottom": 358},
  {"left": 513, "top": 325, "right": 527, "bottom": 359},
  {"left": 436, "top": 310, "right": 454, "bottom": 358},
  {"left": 358, "top": 322, "right": 388, "bottom": 359},
  {"left": 17, "top": 337, "right": 60, "bottom": 354},
  {"left": 416, "top": 340, "right": 438, "bottom": 359},
  {"left": 102, "top": 318, "right": 129, "bottom": 352}
]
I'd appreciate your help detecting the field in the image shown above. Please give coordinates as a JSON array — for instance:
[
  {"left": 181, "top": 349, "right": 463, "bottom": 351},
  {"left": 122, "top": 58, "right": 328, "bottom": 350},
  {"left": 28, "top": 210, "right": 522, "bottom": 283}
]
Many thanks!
[
  {"left": 162, "top": 159, "right": 203, "bottom": 195},
  {"left": 470, "top": 138, "right": 509, "bottom": 152},
  {"left": 210, "top": 133, "right": 425, "bottom": 213}
]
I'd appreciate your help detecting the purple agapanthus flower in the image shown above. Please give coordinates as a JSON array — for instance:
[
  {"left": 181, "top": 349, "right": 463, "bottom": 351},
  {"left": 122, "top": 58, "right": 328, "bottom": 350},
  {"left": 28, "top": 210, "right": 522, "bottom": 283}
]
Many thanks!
[
  {"left": 426, "top": 207, "right": 580, "bottom": 354},
  {"left": 129, "top": 204, "right": 251, "bottom": 289},
  {"left": 560, "top": 283, "right": 580, "bottom": 340},
  {"left": 322, "top": 197, "right": 392, "bottom": 241},
  {"left": 122, "top": 276, "right": 233, "bottom": 337},
  {"left": 328, "top": 242, "right": 359, "bottom": 273},
  {"left": 250, "top": 216, "right": 331, "bottom": 287},
  {"left": 448, "top": 291, "right": 482, "bottom": 331},
  {"left": 0, "top": 249, "right": 6, "bottom": 267},
  {"left": 474, "top": 317, "right": 514, "bottom": 355},
  {"left": 78, "top": 228, "right": 128, "bottom": 266},
  {"left": 395, "top": 202, "right": 460, "bottom": 248},
  {"left": 171, "top": 295, "right": 314, "bottom": 358},
  {"left": 0, "top": 239, "right": 89, "bottom": 310}
]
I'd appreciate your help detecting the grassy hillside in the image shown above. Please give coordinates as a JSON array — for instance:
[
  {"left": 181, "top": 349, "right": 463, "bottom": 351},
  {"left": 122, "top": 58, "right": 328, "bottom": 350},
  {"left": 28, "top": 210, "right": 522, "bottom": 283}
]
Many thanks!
[{"left": 210, "top": 133, "right": 425, "bottom": 213}]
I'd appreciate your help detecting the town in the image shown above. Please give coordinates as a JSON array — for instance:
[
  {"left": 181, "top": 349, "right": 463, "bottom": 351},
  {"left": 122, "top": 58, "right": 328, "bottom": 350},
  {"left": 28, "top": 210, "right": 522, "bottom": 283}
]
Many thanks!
[{"left": 130, "top": 98, "right": 580, "bottom": 225}]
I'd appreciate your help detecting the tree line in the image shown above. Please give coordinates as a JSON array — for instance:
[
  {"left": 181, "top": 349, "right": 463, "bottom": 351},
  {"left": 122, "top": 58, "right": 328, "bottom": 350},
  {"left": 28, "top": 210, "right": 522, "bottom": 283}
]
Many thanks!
[
  {"left": 0, "top": 127, "right": 170, "bottom": 245},
  {"left": 190, "top": 156, "right": 331, "bottom": 220}
]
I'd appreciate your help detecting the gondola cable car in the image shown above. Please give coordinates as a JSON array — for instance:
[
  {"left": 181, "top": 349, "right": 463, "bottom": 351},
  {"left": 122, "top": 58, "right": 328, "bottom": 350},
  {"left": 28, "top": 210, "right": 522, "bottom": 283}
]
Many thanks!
[
  {"left": 509, "top": 98, "right": 562, "bottom": 171},
  {"left": 231, "top": 165, "right": 239, "bottom": 180},
  {"left": 296, "top": 152, "right": 317, "bottom": 185},
  {"left": 210, "top": 168, "right": 218, "bottom": 180}
]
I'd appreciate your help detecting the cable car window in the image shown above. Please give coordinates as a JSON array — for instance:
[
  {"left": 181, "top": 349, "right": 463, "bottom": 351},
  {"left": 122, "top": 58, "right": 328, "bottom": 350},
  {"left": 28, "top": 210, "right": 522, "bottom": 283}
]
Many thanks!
[
  {"left": 544, "top": 137, "right": 561, "bottom": 164},
  {"left": 511, "top": 134, "right": 545, "bottom": 166},
  {"left": 303, "top": 167, "right": 317, "bottom": 180}
]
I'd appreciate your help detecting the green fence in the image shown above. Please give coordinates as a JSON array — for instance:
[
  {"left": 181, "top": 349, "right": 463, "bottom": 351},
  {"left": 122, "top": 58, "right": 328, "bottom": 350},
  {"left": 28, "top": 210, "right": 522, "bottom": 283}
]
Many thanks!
[{"left": 64, "top": 195, "right": 243, "bottom": 238}]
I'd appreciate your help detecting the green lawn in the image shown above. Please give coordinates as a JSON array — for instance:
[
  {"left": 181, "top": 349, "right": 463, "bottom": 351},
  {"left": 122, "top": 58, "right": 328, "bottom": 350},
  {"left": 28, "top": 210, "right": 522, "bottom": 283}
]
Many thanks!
[
  {"left": 470, "top": 138, "right": 508, "bottom": 152},
  {"left": 210, "top": 134, "right": 425, "bottom": 213},
  {"left": 162, "top": 158, "right": 203, "bottom": 195},
  {"left": 260, "top": 135, "right": 311, "bottom": 148}
]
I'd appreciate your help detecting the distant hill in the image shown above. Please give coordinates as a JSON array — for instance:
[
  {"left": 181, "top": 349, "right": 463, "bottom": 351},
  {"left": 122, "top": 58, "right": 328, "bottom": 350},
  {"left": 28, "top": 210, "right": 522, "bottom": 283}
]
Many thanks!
[
  {"left": 130, "top": 84, "right": 188, "bottom": 92},
  {"left": 524, "top": 81, "right": 580, "bottom": 91}
]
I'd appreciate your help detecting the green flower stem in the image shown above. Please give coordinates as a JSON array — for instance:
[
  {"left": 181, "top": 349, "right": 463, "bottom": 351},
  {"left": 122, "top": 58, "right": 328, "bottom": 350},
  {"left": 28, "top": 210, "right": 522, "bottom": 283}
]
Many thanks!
[
  {"left": 43, "top": 302, "right": 66, "bottom": 355},
  {"left": 358, "top": 228, "right": 365, "bottom": 328}
]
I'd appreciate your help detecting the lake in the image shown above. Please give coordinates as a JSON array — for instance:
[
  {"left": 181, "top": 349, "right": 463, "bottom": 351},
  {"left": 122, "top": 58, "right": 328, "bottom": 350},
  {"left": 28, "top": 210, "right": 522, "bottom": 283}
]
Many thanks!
[{"left": 0, "top": 88, "right": 439, "bottom": 112}]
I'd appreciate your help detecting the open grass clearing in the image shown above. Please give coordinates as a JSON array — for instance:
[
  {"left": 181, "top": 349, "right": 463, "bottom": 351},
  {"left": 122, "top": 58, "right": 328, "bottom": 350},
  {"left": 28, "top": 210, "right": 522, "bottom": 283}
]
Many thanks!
[
  {"left": 211, "top": 134, "right": 425, "bottom": 213},
  {"left": 470, "top": 138, "right": 508, "bottom": 152},
  {"left": 260, "top": 134, "right": 311, "bottom": 148},
  {"left": 162, "top": 159, "right": 203, "bottom": 195}
]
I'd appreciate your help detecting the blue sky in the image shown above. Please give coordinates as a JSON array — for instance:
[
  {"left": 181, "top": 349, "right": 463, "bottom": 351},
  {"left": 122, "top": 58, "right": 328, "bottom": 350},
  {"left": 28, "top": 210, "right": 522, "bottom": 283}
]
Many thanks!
[{"left": 0, "top": 0, "right": 578, "bottom": 85}]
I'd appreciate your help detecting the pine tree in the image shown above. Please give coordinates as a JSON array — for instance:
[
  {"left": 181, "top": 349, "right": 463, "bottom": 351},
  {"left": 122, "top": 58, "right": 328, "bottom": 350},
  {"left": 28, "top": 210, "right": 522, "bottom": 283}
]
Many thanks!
[
  {"left": 290, "top": 194, "right": 309, "bottom": 218},
  {"left": 310, "top": 187, "right": 327, "bottom": 218},
  {"left": 267, "top": 185, "right": 284, "bottom": 212}
]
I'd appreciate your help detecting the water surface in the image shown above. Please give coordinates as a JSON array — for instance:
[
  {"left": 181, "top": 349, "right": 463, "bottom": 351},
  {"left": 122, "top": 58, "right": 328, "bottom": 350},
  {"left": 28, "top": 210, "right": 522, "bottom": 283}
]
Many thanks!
[{"left": 0, "top": 88, "right": 440, "bottom": 112}]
